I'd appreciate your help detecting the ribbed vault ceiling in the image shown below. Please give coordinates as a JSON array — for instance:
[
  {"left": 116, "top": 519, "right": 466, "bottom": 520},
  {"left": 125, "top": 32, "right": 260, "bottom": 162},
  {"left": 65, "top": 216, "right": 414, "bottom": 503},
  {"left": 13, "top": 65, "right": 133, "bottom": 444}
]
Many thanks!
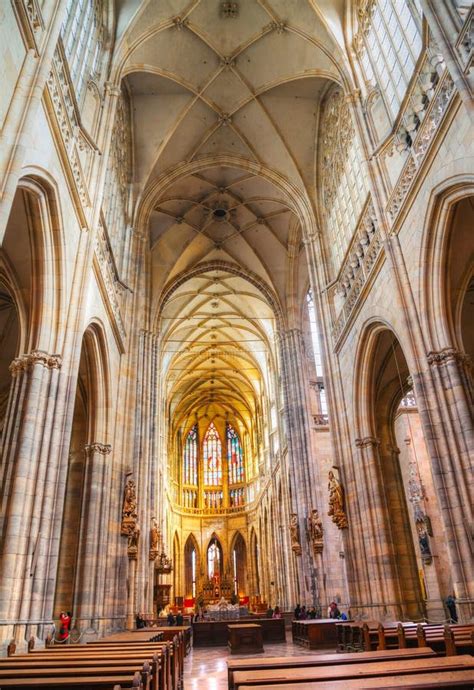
[{"left": 114, "top": 0, "right": 346, "bottom": 437}]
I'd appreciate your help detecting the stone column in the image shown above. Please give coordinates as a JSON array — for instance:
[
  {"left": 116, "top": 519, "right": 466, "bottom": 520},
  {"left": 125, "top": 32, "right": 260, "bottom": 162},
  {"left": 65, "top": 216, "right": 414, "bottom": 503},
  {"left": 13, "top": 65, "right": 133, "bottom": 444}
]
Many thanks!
[
  {"left": 0, "top": 350, "right": 62, "bottom": 647},
  {"left": 278, "top": 329, "right": 321, "bottom": 606},
  {"left": 134, "top": 330, "right": 159, "bottom": 615},
  {"left": 349, "top": 437, "right": 404, "bottom": 621},
  {"left": 74, "top": 442, "right": 112, "bottom": 636}
]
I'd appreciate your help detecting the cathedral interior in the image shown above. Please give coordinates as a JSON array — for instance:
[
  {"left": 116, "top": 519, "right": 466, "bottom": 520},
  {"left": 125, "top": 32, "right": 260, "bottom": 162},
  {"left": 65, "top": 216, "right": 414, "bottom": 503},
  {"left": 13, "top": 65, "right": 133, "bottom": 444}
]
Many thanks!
[{"left": 0, "top": 0, "right": 473, "bottom": 678}]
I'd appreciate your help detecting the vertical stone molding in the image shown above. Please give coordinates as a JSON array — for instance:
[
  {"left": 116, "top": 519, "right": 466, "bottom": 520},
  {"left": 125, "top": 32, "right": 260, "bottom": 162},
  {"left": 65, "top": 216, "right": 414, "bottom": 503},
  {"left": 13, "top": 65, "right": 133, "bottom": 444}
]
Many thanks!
[
  {"left": 0, "top": 350, "right": 63, "bottom": 645},
  {"left": 349, "top": 435, "right": 404, "bottom": 620},
  {"left": 278, "top": 329, "right": 320, "bottom": 605},
  {"left": 134, "top": 330, "right": 160, "bottom": 615},
  {"left": 73, "top": 442, "right": 112, "bottom": 631}
]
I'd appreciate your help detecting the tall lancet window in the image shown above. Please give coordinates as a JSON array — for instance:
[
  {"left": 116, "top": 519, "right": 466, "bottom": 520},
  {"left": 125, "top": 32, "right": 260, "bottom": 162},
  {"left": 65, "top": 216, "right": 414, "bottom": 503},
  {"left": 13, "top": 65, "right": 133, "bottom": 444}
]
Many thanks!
[
  {"left": 307, "top": 290, "right": 328, "bottom": 418},
  {"left": 227, "top": 423, "right": 244, "bottom": 485},
  {"left": 183, "top": 425, "right": 198, "bottom": 485},
  {"left": 203, "top": 422, "right": 222, "bottom": 486}
]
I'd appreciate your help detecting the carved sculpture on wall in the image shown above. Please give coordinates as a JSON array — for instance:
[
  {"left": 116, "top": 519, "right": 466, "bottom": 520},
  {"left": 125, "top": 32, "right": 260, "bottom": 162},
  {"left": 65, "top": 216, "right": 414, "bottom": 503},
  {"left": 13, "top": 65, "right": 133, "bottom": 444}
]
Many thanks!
[
  {"left": 127, "top": 522, "right": 140, "bottom": 560},
  {"left": 308, "top": 509, "right": 324, "bottom": 555},
  {"left": 290, "top": 513, "right": 302, "bottom": 555},
  {"left": 328, "top": 469, "right": 348, "bottom": 529},
  {"left": 121, "top": 478, "right": 137, "bottom": 535},
  {"left": 149, "top": 517, "right": 160, "bottom": 561}
]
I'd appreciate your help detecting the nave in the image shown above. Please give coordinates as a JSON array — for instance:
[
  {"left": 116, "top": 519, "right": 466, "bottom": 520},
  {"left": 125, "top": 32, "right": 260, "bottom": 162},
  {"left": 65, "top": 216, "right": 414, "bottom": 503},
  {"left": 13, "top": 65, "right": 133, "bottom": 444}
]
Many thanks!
[{"left": 0, "top": 0, "right": 472, "bottom": 684}]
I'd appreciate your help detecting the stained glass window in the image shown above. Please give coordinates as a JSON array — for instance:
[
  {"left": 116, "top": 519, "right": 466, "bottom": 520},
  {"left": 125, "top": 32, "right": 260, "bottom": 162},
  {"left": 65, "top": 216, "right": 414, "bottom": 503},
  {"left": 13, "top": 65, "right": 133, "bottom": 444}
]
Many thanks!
[
  {"left": 203, "top": 422, "right": 222, "bottom": 486},
  {"left": 184, "top": 425, "right": 198, "bottom": 485},
  {"left": 227, "top": 423, "right": 244, "bottom": 485}
]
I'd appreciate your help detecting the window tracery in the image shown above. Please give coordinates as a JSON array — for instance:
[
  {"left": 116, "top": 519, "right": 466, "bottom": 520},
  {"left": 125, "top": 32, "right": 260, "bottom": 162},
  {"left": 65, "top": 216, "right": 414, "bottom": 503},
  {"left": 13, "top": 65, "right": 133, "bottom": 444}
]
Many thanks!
[
  {"left": 227, "top": 423, "right": 244, "bottom": 485},
  {"left": 354, "top": 0, "right": 423, "bottom": 121},
  {"left": 319, "top": 86, "right": 368, "bottom": 274},
  {"left": 62, "top": 0, "right": 104, "bottom": 101},
  {"left": 183, "top": 425, "right": 198, "bottom": 486},
  {"left": 203, "top": 422, "right": 222, "bottom": 486},
  {"left": 102, "top": 90, "right": 132, "bottom": 275}
]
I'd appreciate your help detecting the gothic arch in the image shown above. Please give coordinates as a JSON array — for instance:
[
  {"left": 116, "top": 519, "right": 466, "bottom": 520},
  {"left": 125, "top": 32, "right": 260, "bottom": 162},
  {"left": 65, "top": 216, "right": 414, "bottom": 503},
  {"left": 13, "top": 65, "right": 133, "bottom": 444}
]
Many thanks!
[
  {"left": 352, "top": 321, "right": 427, "bottom": 620},
  {"left": 183, "top": 533, "right": 200, "bottom": 599},
  {"left": 420, "top": 179, "right": 474, "bottom": 360},
  {"left": 14, "top": 173, "right": 65, "bottom": 353}
]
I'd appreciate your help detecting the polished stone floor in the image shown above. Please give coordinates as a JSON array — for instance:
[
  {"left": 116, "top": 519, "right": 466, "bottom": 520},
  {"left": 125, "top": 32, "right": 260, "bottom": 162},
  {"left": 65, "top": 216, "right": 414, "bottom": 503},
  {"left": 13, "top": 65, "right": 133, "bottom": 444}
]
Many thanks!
[{"left": 183, "top": 634, "right": 327, "bottom": 689}]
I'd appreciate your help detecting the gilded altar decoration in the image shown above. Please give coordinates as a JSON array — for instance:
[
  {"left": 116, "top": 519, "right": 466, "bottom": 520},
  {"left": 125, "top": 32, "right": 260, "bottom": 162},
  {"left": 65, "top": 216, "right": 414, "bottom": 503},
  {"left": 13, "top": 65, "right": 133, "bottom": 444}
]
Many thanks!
[
  {"left": 127, "top": 522, "right": 140, "bottom": 559},
  {"left": 328, "top": 470, "right": 348, "bottom": 529},
  {"left": 149, "top": 517, "right": 160, "bottom": 561},
  {"left": 290, "top": 513, "right": 302, "bottom": 555},
  {"left": 308, "top": 509, "right": 324, "bottom": 555},
  {"left": 121, "top": 478, "right": 137, "bottom": 535}
]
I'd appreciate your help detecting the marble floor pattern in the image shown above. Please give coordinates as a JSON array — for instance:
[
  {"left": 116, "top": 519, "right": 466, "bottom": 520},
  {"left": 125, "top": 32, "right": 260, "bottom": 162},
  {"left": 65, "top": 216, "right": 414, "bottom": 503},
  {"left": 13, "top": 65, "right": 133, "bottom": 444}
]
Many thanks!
[{"left": 183, "top": 634, "right": 329, "bottom": 689}]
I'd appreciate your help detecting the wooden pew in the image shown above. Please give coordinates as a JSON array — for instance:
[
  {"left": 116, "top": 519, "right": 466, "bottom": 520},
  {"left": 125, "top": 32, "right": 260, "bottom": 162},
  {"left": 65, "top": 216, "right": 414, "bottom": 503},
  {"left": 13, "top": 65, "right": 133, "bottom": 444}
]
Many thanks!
[
  {"left": 0, "top": 670, "right": 148, "bottom": 689},
  {"left": 377, "top": 622, "right": 415, "bottom": 650},
  {"left": 227, "top": 647, "right": 436, "bottom": 690},
  {"left": 233, "top": 668, "right": 474, "bottom": 689},
  {"left": 4, "top": 642, "right": 168, "bottom": 690},
  {"left": 417, "top": 624, "right": 474, "bottom": 655},
  {"left": 231, "top": 655, "right": 474, "bottom": 689}
]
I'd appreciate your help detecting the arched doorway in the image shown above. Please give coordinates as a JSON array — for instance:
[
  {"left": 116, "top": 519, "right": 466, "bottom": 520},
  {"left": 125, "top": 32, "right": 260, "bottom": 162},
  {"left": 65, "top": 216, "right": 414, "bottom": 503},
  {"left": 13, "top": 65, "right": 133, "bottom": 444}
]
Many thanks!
[
  {"left": 357, "top": 327, "right": 435, "bottom": 620},
  {"left": 184, "top": 534, "right": 199, "bottom": 600},
  {"left": 231, "top": 532, "right": 247, "bottom": 599}
]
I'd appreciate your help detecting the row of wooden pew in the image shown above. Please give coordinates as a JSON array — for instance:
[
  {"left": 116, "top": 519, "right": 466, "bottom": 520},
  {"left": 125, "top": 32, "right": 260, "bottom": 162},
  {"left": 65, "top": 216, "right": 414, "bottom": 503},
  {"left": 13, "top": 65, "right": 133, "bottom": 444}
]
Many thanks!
[
  {"left": 0, "top": 629, "right": 186, "bottom": 689},
  {"left": 227, "top": 647, "right": 474, "bottom": 689},
  {"left": 336, "top": 620, "right": 474, "bottom": 656}
]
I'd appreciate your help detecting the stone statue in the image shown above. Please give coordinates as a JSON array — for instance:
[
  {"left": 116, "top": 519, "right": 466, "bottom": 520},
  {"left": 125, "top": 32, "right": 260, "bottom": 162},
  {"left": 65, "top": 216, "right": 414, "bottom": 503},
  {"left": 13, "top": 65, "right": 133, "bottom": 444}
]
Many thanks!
[
  {"left": 415, "top": 510, "right": 432, "bottom": 563},
  {"left": 149, "top": 517, "right": 160, "bottom": 560},
  {"left": 150, "top": 518, "right": 160, "bottom": 551},
  {"left": 328, "top": 470, "right": 348, "bottom": 529},
  {"left": 290, "top": 513, "right": 302, "bottom": 555},
  {"left": 308, "top": 509, "right": 324, "bottom": 555},
  {"left": 127, "top": 522, "right": 140, "bottom": 559},
  {"left": 121, "top": 478, "right": 137, "bottom": 535}
]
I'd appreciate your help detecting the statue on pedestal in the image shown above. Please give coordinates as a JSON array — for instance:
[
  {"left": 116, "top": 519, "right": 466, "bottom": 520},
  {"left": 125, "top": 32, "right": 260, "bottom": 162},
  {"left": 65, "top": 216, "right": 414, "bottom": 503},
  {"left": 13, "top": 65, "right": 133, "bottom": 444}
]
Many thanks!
[
  {"left": 121, "top": 478, "right": 137, "bottom": 535},
  {"left": 308, "top": 509, "right": 324, "bottom": 555},
  {"left": 149, "top": 517, "right": 160, "bottom": 561},
  {"left": 328, "top": 470, "right": 348, "bottom": 529},
  {"left": 127, "top": 522, "right": 140, "bottom": 559},
  {"left": 290, "top": 513, "right": 302, "bottom": 555}
]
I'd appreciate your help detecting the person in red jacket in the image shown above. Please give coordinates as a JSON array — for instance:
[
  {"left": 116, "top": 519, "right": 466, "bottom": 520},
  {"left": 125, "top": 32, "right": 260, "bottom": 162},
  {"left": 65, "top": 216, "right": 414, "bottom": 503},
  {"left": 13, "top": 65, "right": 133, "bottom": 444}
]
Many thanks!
[{"left": 58, "top": 611, "right": 71, "bottom": 641}]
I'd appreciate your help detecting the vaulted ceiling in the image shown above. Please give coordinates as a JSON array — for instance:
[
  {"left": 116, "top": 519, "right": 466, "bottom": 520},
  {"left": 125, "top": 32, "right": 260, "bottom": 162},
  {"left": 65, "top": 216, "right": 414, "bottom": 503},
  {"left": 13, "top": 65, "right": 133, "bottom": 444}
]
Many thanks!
[{"left": 112, "top": 0, "right": 348, "bottom": 436}]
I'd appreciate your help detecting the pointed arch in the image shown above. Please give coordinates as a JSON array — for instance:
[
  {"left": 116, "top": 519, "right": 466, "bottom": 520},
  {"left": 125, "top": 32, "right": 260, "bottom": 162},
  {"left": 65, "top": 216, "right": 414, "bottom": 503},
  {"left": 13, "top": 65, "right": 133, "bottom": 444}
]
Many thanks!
[{"left": 184, "top": 533, "right": 200, "bottom": 599}]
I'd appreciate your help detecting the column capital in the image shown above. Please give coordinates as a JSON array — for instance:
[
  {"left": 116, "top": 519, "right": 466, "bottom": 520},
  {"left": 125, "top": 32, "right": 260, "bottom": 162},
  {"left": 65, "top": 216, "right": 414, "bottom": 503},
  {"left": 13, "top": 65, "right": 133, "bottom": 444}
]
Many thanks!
[
  {"left": 104, "top": 81, "right": 122, "bottom": 98},
  {"left": 355, "top": 435, "right": 380, "bottom": 448},
  {"left": 427, "top": 347, "right": 470, "bottom": 367},
  {"left": 84, "top": 442, "right": 112, "bottom": 455},
  {"left": 9, "top": 350, "right": 62, "bottom": 377}
]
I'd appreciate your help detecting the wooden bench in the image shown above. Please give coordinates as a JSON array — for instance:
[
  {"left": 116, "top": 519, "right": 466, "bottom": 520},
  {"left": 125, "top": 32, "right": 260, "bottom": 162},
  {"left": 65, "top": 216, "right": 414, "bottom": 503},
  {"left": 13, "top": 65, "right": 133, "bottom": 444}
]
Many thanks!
[
  {"left": 1, "top": 639, "right": 172, "bottom": 690},
  {"left": 291, "top": 619, "right": 339, "bottom": 649},
  {"left": 0, "top": 671, "right": 147, "bottom": 689},
  {"left": 417, "top": 624, "right": 474, "bottom": 656},
  {"left": 84, "top": 638, "right": 180, "bottom": 688},
  {"left": 234, "top": 668, "right": 474, "bottom": 689},
  {"left": 231, "top": 655, "right": 474, "bottom": 689},
  {"left": 227, "top": 647, "right": 436, "bottom": 689}
]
